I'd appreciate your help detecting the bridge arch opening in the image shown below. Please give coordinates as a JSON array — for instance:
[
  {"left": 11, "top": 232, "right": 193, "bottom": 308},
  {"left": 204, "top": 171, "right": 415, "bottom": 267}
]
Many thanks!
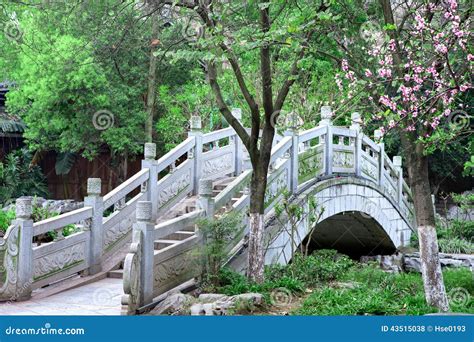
[{"left": 302, "top": 211, "right": 396, "bottom": 259}]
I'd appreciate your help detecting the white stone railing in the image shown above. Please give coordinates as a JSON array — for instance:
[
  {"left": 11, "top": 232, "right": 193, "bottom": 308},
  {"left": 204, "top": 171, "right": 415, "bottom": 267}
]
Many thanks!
[
  {"left": 0, "top": 113, "right": 246, "bottom": 302},
  {"left": 121, "top": 106, "right": 416, "bottom": 314}
]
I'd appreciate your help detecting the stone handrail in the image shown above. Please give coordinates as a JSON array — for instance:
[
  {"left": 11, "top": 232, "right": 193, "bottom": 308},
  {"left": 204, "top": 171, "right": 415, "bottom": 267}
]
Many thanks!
[{"left": 121, "top": 106, "right": 416, "bottom": 314}]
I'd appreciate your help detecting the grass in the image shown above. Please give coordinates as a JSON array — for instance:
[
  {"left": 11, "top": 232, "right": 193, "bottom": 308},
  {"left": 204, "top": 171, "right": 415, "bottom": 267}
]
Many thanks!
[
  {"left": 207, "top": 249, "right": 474, "bottom": 316},
  {"left": 294, "top": 266, "right": 473, "bottom": 315},
  {"left": 410, "top": 219, "right": 474, "bottom": 254}
]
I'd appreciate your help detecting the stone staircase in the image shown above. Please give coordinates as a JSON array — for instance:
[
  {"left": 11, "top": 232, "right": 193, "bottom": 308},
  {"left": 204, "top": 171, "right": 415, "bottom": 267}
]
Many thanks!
[{"left": 106, "top": 176, "right": 239, "bottom": 280}]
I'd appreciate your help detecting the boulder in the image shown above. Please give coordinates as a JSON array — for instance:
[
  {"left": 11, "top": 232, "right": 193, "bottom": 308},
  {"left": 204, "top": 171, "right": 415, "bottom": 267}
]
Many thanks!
[
  {"left": 190, "top": 293, "right": 264, "bottom": 316},
  {"left": 148, "top": 292, "right": 194, "bottom": 315}
]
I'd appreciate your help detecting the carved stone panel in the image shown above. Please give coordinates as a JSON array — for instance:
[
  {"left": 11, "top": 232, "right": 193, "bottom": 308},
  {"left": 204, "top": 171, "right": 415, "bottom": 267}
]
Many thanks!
[
  {"left": 298, "top": 148, "right": 323, "bottom": 183},
  {"left": 104, "top": 211, "right": 135, "bottom": 251},
  {"left": 265, "top": 167, "right": 289, "bottom": 209},
  {"left": 333, "top": 150, "right": 354, "bottom": 169},
  {"left": 33, "top": 242, "right": 86, "bottom": 281},
  {"left": 0, "top": 225, "right": 19, "bottom": 300},
  {"left": 202, "top": 152, "right": 233, "bottom": 179},
  {"left": 158, "top": 169, "right": 192, "bottom": 209}
]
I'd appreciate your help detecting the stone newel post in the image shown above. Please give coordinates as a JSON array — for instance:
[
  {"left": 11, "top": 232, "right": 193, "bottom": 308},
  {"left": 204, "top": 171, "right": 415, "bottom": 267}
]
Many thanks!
[
  {"left": 141, "top": 143, "right": 159, "bottom": 220},
  {"left": 135, "top": 201, "right": 154, "bottom": 307},
  {"left": 319, "top": 106, "right": 334, "bottom": 176},
  {"left": 284, "top": 111, "right": 300, "bottom": 193},
  {"left": 374, "top": 129, "right": 385, "bottom": 187},
  {"left": 393, "top": 156, "right": 403, "bottom": 205},
  {"left": 232, "top": 108, "right": 244, "bottom": 176},
  {"left": 84, "top": 178, "right": 103, "bottom": 275},
  {"left": 15, "top": 198, "right": 33, "bottom": 301},
  {"left": 351, "top": 112, "right": 363, "bottom": 177},
  {"left": 198, "top": 179, "right": 214, "bottom": 218},
  {"left": 188, "top": 115, "right": 203, "bottom": 195}
]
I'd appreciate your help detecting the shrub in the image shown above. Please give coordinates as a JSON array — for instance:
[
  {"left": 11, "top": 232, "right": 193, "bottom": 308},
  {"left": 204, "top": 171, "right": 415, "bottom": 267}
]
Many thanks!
[
  {"left": 0, "top": 208, "right": 15, "bottom": 234},
  {"left": 294, "top": 266, "right": 473, "bottom": 315},
  {"left": 0, "top": 148, "right": 48, "bottom": 206},
  {"left": 438, "top": 237, "right": 473, "bottom": 254},
  {"left": 266, "top": 249, "right": 354, "bottom": 286},
  {"left": 196, "top": 212, "right": 243, "bottom": 289}
]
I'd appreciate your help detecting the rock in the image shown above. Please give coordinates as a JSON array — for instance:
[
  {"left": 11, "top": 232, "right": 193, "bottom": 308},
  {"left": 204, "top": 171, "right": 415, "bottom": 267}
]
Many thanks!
[
  {"left": 149, "top": 292, "right": 194, "bottom": 315},
  {"left": 360, "top": 254, "right": 403, "bottom": 273},
  {"left": 198, "top": 293, "right": 229, "bottom": 303},
  {"left": 362, "top": 252, "right": 474, "bottom": 273},
  {"left": 404, "top": 252, "right": 474, "bottom": 273},
  {"left": 190, "top": 292, "right": 264, "bottom": 316},
  {"left": 232, "top": 293, "right": 264, "bottom": 306}
]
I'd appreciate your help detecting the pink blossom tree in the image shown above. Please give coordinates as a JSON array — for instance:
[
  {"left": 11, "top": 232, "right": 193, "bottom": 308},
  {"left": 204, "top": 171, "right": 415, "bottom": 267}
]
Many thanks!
[{"left": 337, "top": 0, "right": 472, "bottom": 311}]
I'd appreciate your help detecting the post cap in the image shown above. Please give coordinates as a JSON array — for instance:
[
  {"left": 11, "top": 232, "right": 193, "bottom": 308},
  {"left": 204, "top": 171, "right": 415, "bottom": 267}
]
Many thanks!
[
  {"left": 144, "top": 143, "right": 156, "bottom": 160},
  {"left": 231, "top": 108, "right": 242, "bottom": 121},
  {"left": 198, "top": 179, "right": 213, "bottom": 196},
  {"left": 190, "top": 115, "right": 202, "bottom": 131},
  {"left": 374, "top": 129, "right": 383, "bottom": 142},
  {"left": 136, "top": 201, "right": 153, "bottom": 221},
  {"left": 87, "top": 178, "right": 102, "bottom": 196},
  {"left": 393, "top": 156, "right": 402, "bottom": 167},
  {"left": 320, "top": 106, "right": 333, "bottom": 126},
  {"left": 15, "top": 198, "right": 32, "bottom": 219}
]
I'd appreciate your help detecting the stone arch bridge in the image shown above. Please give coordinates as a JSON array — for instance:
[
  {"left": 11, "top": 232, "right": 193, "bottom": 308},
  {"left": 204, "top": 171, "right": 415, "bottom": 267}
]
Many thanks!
[{"left": 0, "top": 106, "right": 415, "bottom": 314}]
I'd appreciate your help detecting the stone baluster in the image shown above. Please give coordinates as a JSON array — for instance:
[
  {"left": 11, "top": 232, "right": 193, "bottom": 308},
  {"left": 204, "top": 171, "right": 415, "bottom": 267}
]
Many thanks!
[
  {"left": 374, "top": 129, "right": 384, "bottom": 187},
  {"left": 15, "top": 198, "right": 33, "bottom": 301},
  {"left": 141, "top": 143, "right": 159, "bottom": 221},
  {"left": 393, "top": 156, "right": 403, "bottom": 205},
  {"left": 284, "top": 112, "right": 299, "bottom": 193},
  {"left": 188, "top": 115, "right": 203, "bottom": 195},
  {"left": 351, "top": 112, "right": 362, "bottom": 177},
  {"left": 169, "top": 161, "right": 176, "bottom": 174},
  {"left": 319, "top": 106, "right": 333, "bottom": 176},
  {"left": 232, "top": 108, "right": 244, "bottom": 176},
  {"left": 135, "top": 201, "right": 155, "bottom": 307},
  {"left": 198, "top": 179, "right": 214, "bottom": 218},
  {"left": 84, "top": 178, "right": 104, "bottom": 275}
]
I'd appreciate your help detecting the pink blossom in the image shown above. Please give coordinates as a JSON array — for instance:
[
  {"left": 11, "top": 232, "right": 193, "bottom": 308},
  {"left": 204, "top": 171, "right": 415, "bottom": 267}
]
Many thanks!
[
  {"left": 467, "top": 54, "right": 474, "bottom": 61},
  {"left": 365, "top": 69, "right": 373, "bottom": 77},
  {"left": 341, "top": 59, "right": 349, "bottom": 72}
]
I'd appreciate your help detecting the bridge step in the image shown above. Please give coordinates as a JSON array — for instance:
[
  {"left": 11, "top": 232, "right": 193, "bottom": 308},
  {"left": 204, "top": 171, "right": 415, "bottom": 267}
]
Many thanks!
[
  {"left": 107, "top": 269, "right": 123, "bottom": 279},
  {"left": 154, "top": 239, "right": 182, "bottom": 250}
]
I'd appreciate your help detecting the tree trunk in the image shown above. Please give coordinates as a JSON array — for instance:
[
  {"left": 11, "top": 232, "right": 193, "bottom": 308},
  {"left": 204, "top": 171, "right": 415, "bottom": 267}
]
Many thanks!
[
  {"left": 145, "top": 12, "right": 159, "bottom": 143},
  {"left": 247, "top": 170, "right": 267, "bottom": 283},
  {"left": 401, "top": 134, "right": 449, "bottom": 311}
]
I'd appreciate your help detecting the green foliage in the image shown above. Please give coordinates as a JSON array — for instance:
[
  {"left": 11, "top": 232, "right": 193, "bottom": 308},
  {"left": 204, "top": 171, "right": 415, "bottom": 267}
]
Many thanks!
[
  {"left": 0, "top": 208, "right": 15, "bottom": 234},
  {"left": 216, "top": 267, "right": 304, "bottom": 302},
  {"left": 410, "top": 219, "right": 474, "bottom": 253},
  {"left": 0, "top": 148, "right": 48, "bottom": 206},
  {"left": 295, "top": 266, "right": 473, "bottom": 315},
  {"left": 266, "top": 250, "right": 354, "bottom": 287},
  {"left": 196, "top": 212, "right": 244, "bottom": 289}
]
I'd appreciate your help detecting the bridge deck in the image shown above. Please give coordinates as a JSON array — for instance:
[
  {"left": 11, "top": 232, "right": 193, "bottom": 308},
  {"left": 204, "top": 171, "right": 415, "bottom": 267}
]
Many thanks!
[{"left": 0, "top": 278, "right": 122, "bottom": 315}]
